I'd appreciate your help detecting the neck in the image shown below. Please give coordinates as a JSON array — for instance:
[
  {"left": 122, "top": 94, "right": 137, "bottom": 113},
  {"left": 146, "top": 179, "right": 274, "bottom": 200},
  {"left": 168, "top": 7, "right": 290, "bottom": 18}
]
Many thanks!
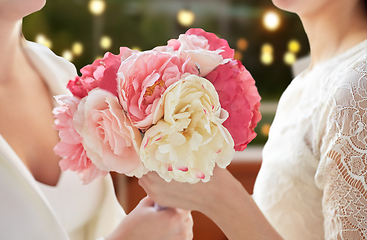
[
  {"left": 299, "top": 2, "right": 367, "bottom": 68},
  {"left": 0, "top": 18, "right": 25, "bottom": 84}
]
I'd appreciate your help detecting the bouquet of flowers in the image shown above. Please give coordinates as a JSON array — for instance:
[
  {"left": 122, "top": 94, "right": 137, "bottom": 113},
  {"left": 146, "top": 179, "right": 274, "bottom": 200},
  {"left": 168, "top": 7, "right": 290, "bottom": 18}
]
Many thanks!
[{"left": 53, "top": 28, "right": 261, "bottom": 184}]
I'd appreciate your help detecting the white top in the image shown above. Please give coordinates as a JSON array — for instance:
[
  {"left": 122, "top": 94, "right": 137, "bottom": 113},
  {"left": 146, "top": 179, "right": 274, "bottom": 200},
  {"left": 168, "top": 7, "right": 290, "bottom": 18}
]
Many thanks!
[
  {"left": 253, "top": 40, "right": 367, "bottom": 240},
  {"left": 38, "top": 171, "right": 104, "bottom": 240},
  {"left": 0, "top": 40, "right": 125, "bottom": 240}
]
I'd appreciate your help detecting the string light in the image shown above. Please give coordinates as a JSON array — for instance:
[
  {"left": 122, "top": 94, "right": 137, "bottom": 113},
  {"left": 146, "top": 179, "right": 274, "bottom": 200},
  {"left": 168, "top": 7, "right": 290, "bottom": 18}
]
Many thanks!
[
  {"left": 89, "top": 0, "right": 106, "bottom": 16},
  {"left": 100, "top": 36, "right": 112, "bottom": 50},
  {"left": 263, "top": 11, "right": 281, "bottom": 31},
  {"left": 72, "top": 42, "right": 84, "bottom": 56},
  {"left": 177, "top": 9, "right": 195, "bottom": 27}
]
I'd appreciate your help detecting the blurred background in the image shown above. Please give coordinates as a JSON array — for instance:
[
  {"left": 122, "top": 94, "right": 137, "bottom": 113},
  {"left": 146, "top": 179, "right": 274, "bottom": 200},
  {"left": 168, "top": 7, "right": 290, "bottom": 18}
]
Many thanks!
[
  {"left": 23, "top": 0, "right": 310, "bottom": 239},
  {"left": 23, "top": 0, "right": 310, "bottom": 147}
]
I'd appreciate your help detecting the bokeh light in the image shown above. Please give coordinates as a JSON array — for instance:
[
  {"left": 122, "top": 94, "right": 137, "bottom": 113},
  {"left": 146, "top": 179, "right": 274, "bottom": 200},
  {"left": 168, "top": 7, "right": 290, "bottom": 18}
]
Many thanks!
[
  {"left": 236, "top": 38, "right": 248, "bottom": 51},
  {"left": 177, "top": 9, "right": 195, "bottom": 27},
  {"left": 100, "top": 36, "right": 112, "bottom": 50},
  {"left": 35, "top": 34, "right": 52, "bottom": 49},
  {"left": 261, "top": 52, "right": 273, "bottom": 65},
  {"left": 263, "top": 11, "right": 281, "bottom": 31},
  {"left": 89, "top": 0, "right": 106, "bottom": 16},
  {"left": 72, "top": 42, "right": 83, "bottom": 56},
  {"left": 261, "top": 123, "right": 271, "bottom": 136},
  {"left": 288, "top": 39, "right": 301, "bottom": 53},
  {"left": 261, "top": 43, "right": 273, "bottom": 54},
  {"left": 62, "top": 50, "right": 73, "bottom": 62},
  {"left": 260, "top": 43, "right": 274, "bottom": 65},
  {"left": 234, "top": 51, "right": 243, "bottom": 61},
  {"left": 131, "top": 46, "right": 141, "bottom": 51},
  {"left": 284, "top": 52, "right": 296, "bottom": 65}
]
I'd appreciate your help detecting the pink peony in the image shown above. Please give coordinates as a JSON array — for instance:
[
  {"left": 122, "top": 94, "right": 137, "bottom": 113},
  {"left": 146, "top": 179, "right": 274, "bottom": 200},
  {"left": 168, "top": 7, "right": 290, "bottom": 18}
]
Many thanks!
[
  {"left": 53, "top": 95, "right": 107, "bottom": 184},
  {"left": 168, "top": 34, "right": 209, "bottom": 51},
  {"left": 73, "top": 89, "right": 146, "bottom": 177},
  {"left": 153, "top": 42, "right": 224, "bottom": 77},
  {"left": 163, "top": 29, "right": 230, "bottom": 76},
  {"left": 67, "top": 47, "right": 139, "bottom": 98},
  {"left": 176, "top": 50, "right": 224, "bottom": 77},
  {"left": 117, "top": 51, "right": 199, "bottom": 130},
  {"left": 206, "top": 60, "right": 261, "bottom": 151},
  {"left": 167, "top": 28, "right": 234, "bottom": 59}
]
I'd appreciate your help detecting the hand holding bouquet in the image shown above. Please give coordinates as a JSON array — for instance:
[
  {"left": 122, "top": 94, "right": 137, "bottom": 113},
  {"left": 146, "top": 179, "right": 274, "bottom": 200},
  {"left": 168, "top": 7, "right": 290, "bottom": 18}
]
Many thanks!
[{"left": 53, "top": 29, "right": 261, "bottom": 184}]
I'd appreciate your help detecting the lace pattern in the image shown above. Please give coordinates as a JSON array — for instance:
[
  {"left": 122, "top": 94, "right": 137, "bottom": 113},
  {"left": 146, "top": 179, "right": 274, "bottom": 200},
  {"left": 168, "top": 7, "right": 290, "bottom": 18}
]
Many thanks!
[
  {"left": 321, "top": 61, "right": 367, "bottom": 239},
  {"left": 253, "top": 40, "right": 367, "bottom": 240}
]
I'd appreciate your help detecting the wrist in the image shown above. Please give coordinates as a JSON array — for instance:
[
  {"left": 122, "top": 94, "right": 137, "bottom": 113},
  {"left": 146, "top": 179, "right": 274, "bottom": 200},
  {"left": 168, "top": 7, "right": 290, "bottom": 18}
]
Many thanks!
[
  {"left": 201, "top": 176, "right": 283, "bottom": 240},
  {"left": 202, "top": 176, "right": 246, "bottom": 220}
]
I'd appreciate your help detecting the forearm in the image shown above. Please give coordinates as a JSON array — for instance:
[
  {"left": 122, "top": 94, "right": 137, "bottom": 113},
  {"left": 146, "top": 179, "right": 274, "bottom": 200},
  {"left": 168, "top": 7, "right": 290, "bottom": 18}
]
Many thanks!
[
  {"left": 139, "top": 167, "right": 281, "bottom": 239},
  {"left": 201, "top": 178, "right": 283, "bottom": 240}
]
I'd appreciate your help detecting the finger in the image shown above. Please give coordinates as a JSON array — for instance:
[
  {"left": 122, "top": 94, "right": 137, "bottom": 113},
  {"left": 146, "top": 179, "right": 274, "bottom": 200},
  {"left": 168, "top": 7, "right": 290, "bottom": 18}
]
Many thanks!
[
  {"left": 138, "top": 195, "right": 155, "bottom": 207},
  {"left": 138, "top": 174, "right": 155, "bottom": 189},
  {"left": 177, "top": 209, "right": 193, "bottom": 223},
  {"left": 176, "top": 208, "right": 191, "bottom": 215},
  {"left": 139, "top": 175, "right": 164, "bottom": 202},
  {"left": 138, "top": 180, "right": 155, "bottom": 200},
  {"left": 144, "top": 171, "right": 164, "bottom": 183},
  {"left": 138, "top": 176, "right": 147, "bottom": 188}
]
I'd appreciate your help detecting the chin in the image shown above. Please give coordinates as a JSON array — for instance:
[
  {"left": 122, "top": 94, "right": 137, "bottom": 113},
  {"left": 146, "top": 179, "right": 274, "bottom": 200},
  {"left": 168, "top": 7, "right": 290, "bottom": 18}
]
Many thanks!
[
  {"left": 0, "top": 0, "right": 47, "bottom": 20},
  {"left": 24, "top": 0, "right": 47, "bottom": 16},
  {"left": 271, "top": 0, "right": 299, "bottom": 13}
]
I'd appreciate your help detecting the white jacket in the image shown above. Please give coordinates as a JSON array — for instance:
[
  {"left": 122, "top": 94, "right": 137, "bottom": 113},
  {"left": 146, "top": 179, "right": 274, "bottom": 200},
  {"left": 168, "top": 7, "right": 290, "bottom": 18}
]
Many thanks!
[{"left": 0, "top": 40, "right": 125, "bottom": 240}]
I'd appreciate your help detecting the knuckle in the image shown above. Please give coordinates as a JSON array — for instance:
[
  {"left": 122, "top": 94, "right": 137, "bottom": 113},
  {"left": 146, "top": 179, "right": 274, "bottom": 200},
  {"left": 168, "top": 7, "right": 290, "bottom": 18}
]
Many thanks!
[
  {"left": 137, "top": 178, "right": 145, "bottom": 187},
  {"left": 184, "top": 230, "right": 194, "bottom": 240},
  {"left": 180, "top": 229, "right": 194, "bottom": 240}
]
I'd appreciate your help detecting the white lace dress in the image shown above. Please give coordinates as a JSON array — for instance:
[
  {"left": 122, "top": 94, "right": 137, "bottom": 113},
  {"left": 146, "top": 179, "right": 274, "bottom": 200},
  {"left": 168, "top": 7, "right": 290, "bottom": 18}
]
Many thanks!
[{"left": 253, "top": 40, "right": 367, "bottom": 240}]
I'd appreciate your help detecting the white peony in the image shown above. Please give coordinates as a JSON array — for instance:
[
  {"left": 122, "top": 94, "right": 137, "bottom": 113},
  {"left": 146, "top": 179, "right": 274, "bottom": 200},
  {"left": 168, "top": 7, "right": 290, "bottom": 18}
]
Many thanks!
[{"left": 140, "top": 74, "right": 235, "bottom": 183}]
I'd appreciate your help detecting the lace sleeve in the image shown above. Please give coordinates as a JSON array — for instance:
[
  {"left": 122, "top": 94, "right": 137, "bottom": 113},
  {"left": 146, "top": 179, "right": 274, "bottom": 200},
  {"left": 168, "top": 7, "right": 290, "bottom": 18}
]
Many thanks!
[{"left": 319, "top": 62, "right": 367, "bottom": 239}]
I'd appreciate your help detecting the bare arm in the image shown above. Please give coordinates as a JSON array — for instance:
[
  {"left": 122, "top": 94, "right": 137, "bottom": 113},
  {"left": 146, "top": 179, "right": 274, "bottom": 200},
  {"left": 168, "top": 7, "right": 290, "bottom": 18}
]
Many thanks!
[{"left": 139, "top": 167, "right": 283, "bottom": 240}]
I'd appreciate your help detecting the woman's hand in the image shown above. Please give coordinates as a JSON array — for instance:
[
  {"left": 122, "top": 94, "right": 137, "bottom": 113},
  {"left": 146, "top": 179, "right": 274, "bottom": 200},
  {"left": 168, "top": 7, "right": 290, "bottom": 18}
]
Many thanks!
[
  {"left": 139, "top": 167, "right": 283, "bottom": 240},
  {"left": 138, "top": 166, "right": 239, "bottom": 213},
  {"left": 106, "top": 196, "right": 193, "bottom": 240}
]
